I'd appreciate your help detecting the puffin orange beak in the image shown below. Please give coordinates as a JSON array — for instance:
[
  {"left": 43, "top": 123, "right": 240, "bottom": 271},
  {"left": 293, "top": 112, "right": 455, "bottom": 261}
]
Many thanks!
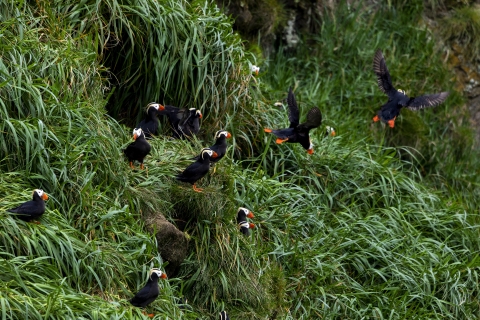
[
  {"left": 307, "top": 148, "right": 314, "bottom": 155},
  {"left": 160, "top": 273, "right": 167, "bottom": 279},
  {"left": 133, "top": 134, "right": 138, "bottom": 140},
  {"left": 331, "top": 131, "right": 336, "bottom": 137},
  {"left": 42, "top": 193, "right": 49, "bottom": 200},
  {"left": 247, "top": 212, "right": 254, "bottom": 219},
  {"left": 264, "top": 128, "right": 272, "bottom": 133},
  {"left": 226, "top": 132, "right": 232, "bottom": 139},
  {"left": 255, "top": 70, "right": 259, "bottom": 75},
  {"left": 198, "top": 113, "right": 203, "bottom": 119},
  {"left": 211, "top": 151, "right": 218, "bottom": 158},
  {"left": 249, "top": 223, "right": 255, "bottom": 229},
  {"left": 159, "top": 104, "right": 165, "bottom": 111}
]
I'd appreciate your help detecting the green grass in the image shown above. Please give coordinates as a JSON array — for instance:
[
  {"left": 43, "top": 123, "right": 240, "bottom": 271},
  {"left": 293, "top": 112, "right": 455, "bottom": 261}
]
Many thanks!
[{"left": 0, "top": 0, "right": 479, "bottom": 319}]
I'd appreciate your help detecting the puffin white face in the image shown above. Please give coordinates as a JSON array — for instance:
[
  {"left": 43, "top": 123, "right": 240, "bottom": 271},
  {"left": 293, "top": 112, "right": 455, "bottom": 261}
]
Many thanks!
[
  {"left": 326, "top": 126, "right": 336, "bottom": 136},
  {"left": 397, "top": 89, "right": 406, "bottom": 94},
  {"left": 34, "top": 189, "right": 49, "bottom": 200},
  {"left": 195, "top": 110, "right": 202, "bottom": 118},
  {"left": 149, "top": 268, "right": 167, "bottom": 280},
  {"left": 251, "top": 65, "right": 260, "bottom": 75},
  {"left": 201, "top": 148, "right": 214, "bottom": 159},
  {"left": 238, "top": 207, "right": 254, "bottom": 218},
  {"left": 132, "top": 128, "right": 143, "bottom": 140},
  {"left": 147, "top": 102, "right": 163, "bottom": 111},
  {"left": 215, "top": 130, "right": 231, "bottom": 139}
]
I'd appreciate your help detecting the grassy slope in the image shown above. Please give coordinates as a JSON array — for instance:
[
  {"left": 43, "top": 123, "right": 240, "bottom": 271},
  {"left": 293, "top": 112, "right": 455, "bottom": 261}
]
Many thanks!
[{"left": 0, "top": 0, "right": 479, "bottom": 319}]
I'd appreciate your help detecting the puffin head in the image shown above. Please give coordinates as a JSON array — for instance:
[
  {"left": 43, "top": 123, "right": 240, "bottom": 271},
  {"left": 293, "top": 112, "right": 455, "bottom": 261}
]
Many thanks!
[
  {"left": 397, "top": 89, "right": 406, "bottom": 95},
  {"left": 149, "top": 268, "right": 167, "bottom": 280},
  {"left": 201, "top": 148, "right": 218, "bottom": 160},
  {"left": 132, "top": 128, "right": 144, "bottom": 140},
  {"left": 220, "top": 311, "right": 230, "bottom": 320},
  {"left": 325, "top": 126, "right": 336, "bottom": 137},
  {"left": 237, "top": 207, "right": 254, "bottom": 219},
  {"left": 250, "top": 65, "right": 260, "bottom": 75},
  {"left": 307, "top": 140, "right": 314, "bottom": 155},
  {"left": 147, "top": 102, "right": 165, "bottom": 112},
  {"left": 195, "top": 109, "right": 203, "bottom": 119},
  {"left": 34, "top": 189, "right": 49, "bottom": 200},
  {"left": 215, "top": 130, "right": 232, "bottom": 139}
]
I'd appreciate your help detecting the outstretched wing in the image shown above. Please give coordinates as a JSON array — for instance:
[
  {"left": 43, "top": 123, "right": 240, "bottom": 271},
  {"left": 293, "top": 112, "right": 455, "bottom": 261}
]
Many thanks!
[
  {"left": 287, "top": 87, "right": 300, "bottom": 128},
  {"left": 373, "top": 50, "right": 397, "bottom": 98},
  {"left": 405, "top": 92, "right": 449, "bottom": 110},
  {"left": 297, "top": 107, "right": 322, "bottom": 131}
]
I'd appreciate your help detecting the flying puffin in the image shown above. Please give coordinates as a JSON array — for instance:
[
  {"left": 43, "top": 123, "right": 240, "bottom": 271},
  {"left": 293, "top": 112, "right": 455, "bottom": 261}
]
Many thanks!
[
  {"left": 372, "top": 49, "right": 449, "bottom": 128},
  {"left": 236, "top": 207, "right": 255, "bottom": 236},
  {"left": 158, "top": 105, "right": 202, "bottom": 139},
  {"left": 264, "top": 87, "right": 322, "bottom": 154},
  {"left": 192, "top": 130, "right": 231, "bottom": 165},
  {"left": 176, "top": 148, "right": 218, "bottom": 192},
  {"left": 220, "top": 311, "right": 230, "bottom": 320},
  {"left": 138, "top": 102, "right": 165, "bottom": 138},
  {"left": 7, "top": 189, "right": 48, "bottom": 223},
  {"left": 123, "top": 128, "right": 151, "bottom": 169},
  {"left": 130, "top": 268, "right": 167, "bottom": 317}
]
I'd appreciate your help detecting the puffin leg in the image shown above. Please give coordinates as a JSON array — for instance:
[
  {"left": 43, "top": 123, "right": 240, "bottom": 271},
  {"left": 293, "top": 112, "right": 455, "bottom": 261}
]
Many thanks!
[
  {"left": 193, "top": 184, "right": 203, "bottom": 192},
  {"left": 129, "top": 161, "right": 134, "bottom": 169},
  {"left": 31, "top": 220, "right": 41, "bottom": 225},
  {"left": 373, "top": 115, "right": 380, "bottom": 122},
  {"left": 264, "top": 128, "right": 272, "bottom": 133},
  {"left": 388, "top": 117, "right": 396, "bottom": 128},
  {"left": 140, "top": 163, "right": 145, "bottom": 170},
  {"left": 142, "top": 311, "right": 154, "bottom": 318},
  {"left": 275, "top": 138, "right": 289, "bottom": 144}
]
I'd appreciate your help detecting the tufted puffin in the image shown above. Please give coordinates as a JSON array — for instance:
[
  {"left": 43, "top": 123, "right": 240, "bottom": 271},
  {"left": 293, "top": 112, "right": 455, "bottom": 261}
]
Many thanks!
[
  {"left": 192, "top": 130, "right": 231, "bottom": 165},
  {"left": 220, "top": 311, "right": 230, "bottom": 320},
  {"left": 372, "top": 49, "right": 449, "bottom": 128},
  {"left": 236, "top": 207, "right": 255, "bottom": 236},
  {"left": 176, "top": 148, "right": 218, "bottom": 192},
  {"left": 7, "top": 189, "right": 48, "bottom": 223},
  {"left": 138, "top": 102, "right": 165, "bottom": 138},
  {"left": 158, "top": 106, "right": 202, "bottom": 139},
  {"left": 123, "top": 128, "right": 151, "bottom": 170},
  {"left": 130, "top": 268, "right": 167, "bottom": 317},
  {"left": 251, "top": 65, "right": 260, "bottom": 75},
  {"left": 264, "top": 87, "right": 322, "bottom": 154}
]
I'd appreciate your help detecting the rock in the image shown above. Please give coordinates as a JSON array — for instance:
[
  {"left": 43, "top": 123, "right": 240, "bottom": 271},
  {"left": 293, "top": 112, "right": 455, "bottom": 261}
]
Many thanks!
[{"left": 145, "top": 213, "right": 188, "bottom": 277}]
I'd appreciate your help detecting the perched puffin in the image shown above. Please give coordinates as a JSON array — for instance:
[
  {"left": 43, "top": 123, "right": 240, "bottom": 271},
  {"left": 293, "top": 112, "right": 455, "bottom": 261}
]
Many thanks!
[
  {"left": 220, "top": 311, "right": 230, "bottom": 320},
  {"left": 264, "top": 87, "right": 323, "bottom": 154},
  {"left": 158, "top": 106, "right": 202, "bottom": 139},
  {"left": 373, "top": 49, "right": 449, "bottom": 128},
  {"left": 251, "top": 65, "right": 260, "bottom": 75},
  {"left": 176, "top": 148, "right": 218, "bottom": 192},
  {"left": 138, "top": 102, "right": 165, "bottom": 138},
  {"left": 130, "top": 268, "right": 167, "bottom": 317},
  {"left": 123, "top": 128, "right": 151, "bottom": 169},
  {"left": 236, "top": 207, "right": 255, "bottom": 236},
  {"left": 325, "top": 126, "right": 336, "bottom": 137},
  {"left": 7, "top": 189, "right": 48, "bottom": 223},
  {"left": 192, "top": 130, "right": 231, "bottom": 165}
]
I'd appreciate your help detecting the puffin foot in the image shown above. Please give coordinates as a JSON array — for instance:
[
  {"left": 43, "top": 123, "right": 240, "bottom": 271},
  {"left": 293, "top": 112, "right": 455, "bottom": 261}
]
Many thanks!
[
  {"left": 275, "top": 138, "right": 288, "bottom": 144},
  {"left": 388, "top": 117, "right": 396, "bottom": 128},
  {"left": 142, "top": 311, "right": 154, "bottom": 318},
  {"left": 140, "top": 163, "right": 145, "bottom": 170},
  {"left": 264, "top": 128, "right": 272, "bottom": 133},
  {"left": 31, "top": 221, "right": 41, "bottom": 225},
  {"left": 129, "top": 161, "right": 134, "bottom": 169},
  {"left": 193, "top": 184, "right": 203, "bottom": 193},
  {"left": 373, "top": 115, "right": 380, "bottom": 122}
]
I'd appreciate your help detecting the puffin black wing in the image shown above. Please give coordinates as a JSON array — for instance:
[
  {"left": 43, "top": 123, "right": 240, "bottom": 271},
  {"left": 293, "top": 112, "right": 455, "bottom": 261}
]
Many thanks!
[
  {"left": 404, "top": 92, "right": 449, "bottom": 110},
  {"left": 130, "top": 283, "right": 159, "bottom": 307},
  {"left": 287, "top": 87, "right": 300, "bottom": 128},
  {"left": 373, "top": 50, "right": 397, "bottom": 97},
  {"left": 297, "top": 107, "right": 322, "bottom": 132}
]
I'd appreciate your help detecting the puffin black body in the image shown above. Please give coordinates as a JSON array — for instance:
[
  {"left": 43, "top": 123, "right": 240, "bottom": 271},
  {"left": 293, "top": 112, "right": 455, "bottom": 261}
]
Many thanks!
[
  {"left": 158, "top": 105, "right": 202, "bottom": 139},
  {"left": 192, "top": 130, "right": 231, "bottom": 165},
  {"left": 176, "top": 148, "right": 218, "bottom": 192},
  {"left": 130, "top": 269, "right": 167, "bottom": 316},
  {"left": 236, "top": 207, "right": 255, "bottom": 236},
  {"left": 264, "top": 87, "right": 322, "bottom": 154},
  {"left": 137, "top": 102, "right": 165, "bottom": 138},
  {"left": 123, "top": 128, "right": 151, "bottom": 170},
  {"left": 7, "top": 189, "right": 48, "bottom": 223},
  {"left": 373, "top": 49, "right": 449, "bottom": 128},
  {"left": 220, "top": 311, "right": 230, "bottom": 320}
]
